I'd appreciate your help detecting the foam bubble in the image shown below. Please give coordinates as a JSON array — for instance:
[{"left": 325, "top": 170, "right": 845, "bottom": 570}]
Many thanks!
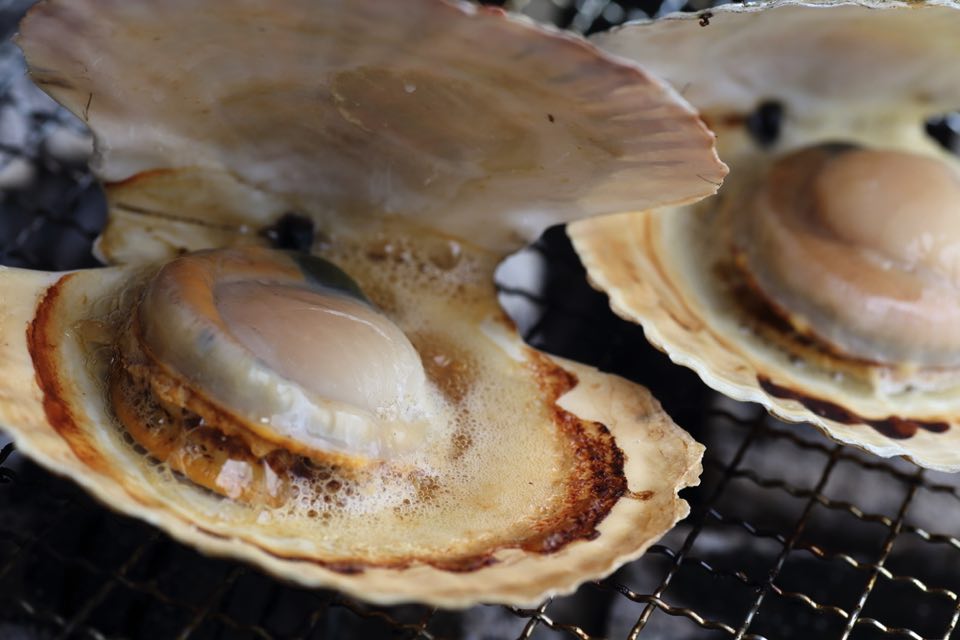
[{"left": 90, "top": 226, "right": 576, "bottom": 561}]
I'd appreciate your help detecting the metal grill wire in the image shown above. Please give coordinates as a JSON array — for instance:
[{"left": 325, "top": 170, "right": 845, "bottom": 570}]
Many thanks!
[{"left": 3, "top": 1, "right": 960, "bottom": 638}]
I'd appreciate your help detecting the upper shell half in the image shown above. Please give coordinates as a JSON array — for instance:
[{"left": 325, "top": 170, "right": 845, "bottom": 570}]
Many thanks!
[
  {"left": 20, "top": 0, "right": 725, "bottom": 259},
  {"left": 572, "top": 0, "right": 960, "bottom": 471},
  {"left": 1, "top": 0, "right": 726, "bottom": 606}
]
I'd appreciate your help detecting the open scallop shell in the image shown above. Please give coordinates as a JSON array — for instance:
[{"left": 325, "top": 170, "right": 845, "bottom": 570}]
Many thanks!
[
  {"left": 20, "top": 0, "right": 724, "bottom": 261},
  {"left": 1, "top": 253, "right": 703, "bottom": 606},
  {"left": 572, "top": 0, "right": 960, "bottom": 471},
  {"left": 1, "top": 0, "right": 725, "bottom": 605}
]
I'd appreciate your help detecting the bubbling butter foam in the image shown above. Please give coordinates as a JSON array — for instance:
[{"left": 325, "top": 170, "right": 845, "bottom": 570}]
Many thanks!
[{"left": 97, "top": 226, "right": 586, "bottom": 564}]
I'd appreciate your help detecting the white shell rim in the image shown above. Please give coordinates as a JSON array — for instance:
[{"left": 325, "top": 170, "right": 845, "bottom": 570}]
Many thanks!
[
  {"left": 0, "top": 264, "right": 705, "bottom": 607},
  {"left": 569, "top": 210, "right": 960, "bottom": 473}
]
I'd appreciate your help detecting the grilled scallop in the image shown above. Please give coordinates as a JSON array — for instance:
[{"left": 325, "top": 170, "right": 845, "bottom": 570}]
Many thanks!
[
  {"left": 0, "top": 0, "right": 725, "bottom": 606},
  {"left": 572, "top": 0, "right": 960, "bottom": 470}
]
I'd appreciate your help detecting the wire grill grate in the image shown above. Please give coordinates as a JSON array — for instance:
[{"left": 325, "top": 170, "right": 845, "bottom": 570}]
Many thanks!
[{"left": 4, "top": 1, "right": 960, "bottom": 638}]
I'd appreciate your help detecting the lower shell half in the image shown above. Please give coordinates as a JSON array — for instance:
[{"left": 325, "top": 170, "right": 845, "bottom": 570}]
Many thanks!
[
  {"left": 0, "top": 228, "right": 703, "bottom": 607},
  {"left": 574, "top": 0, "right": 960, "bottom": 473},
  {"left": 569, "top": 202, "right": 960, "bottom": 472}
]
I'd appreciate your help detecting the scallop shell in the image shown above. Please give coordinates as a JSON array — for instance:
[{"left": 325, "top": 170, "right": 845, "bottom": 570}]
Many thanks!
[
  {"left": 572, "top": 0, "right": 960, "bottom": 471},
  {"left": 1, "top": 254, "right": 703, "bottom": 606},
  {"left": 19, "top": 0, "right": 724, "bottom": 261},
  {"left": 1, "top": 0, "right": 725, "bottom": 606}
]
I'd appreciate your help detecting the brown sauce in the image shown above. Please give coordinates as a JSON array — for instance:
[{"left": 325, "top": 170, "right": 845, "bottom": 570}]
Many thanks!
[
  {"left": 758, "top": 375, "right": 949, "bottom": 440},
  {"left": 518, "top": 351, "right": 627, "bottom": 553},
  {"left": 721, "top": 255, "right": 881, "bottom": 369},
  {"left": 26, "top": 275, "right": 107, "bottom": 470},
  {"left": 715, "top": 254, "right": 952, "bottom": 441}
]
